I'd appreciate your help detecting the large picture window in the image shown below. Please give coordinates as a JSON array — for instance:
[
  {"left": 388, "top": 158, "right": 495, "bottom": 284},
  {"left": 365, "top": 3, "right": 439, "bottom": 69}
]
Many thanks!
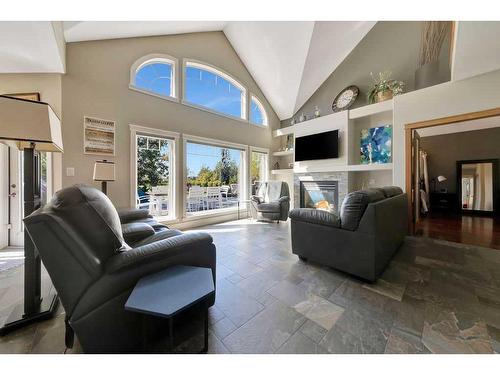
[
  {"left": 185, "top": 140, "right": 245, "bottom": 215},
  {"left": 184, "top": 61, "right": 247, "bottom": 120},
  {"left": 130, "top": 54, "right": 178, "bottom": 100}
]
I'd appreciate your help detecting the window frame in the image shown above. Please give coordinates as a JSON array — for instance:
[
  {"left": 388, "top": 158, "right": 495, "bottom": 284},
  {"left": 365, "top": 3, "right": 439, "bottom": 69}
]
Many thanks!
[
  {"left": 182, "top": 133, "right": 248, "bottom": 220},
  {"left": 129, "top": 124, "right": 180, "bottom": 222},
  {"left": 249, "top": 146, "right": 269, "bottom": 198},
  {"left": 129, "top": 53, "right": 179, "bottom": 102},
  {"left": 249, "top": 94, "right": 268, "bottom": 127},
  {"left": 182, "top": 59, "right": 248, "bottom": 122}
]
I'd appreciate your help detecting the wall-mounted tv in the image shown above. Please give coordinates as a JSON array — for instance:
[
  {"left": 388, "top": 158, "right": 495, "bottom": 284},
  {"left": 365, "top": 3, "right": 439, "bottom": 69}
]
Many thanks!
[{"left": 295, "top": 129, "right": 339, "bottom": 162}]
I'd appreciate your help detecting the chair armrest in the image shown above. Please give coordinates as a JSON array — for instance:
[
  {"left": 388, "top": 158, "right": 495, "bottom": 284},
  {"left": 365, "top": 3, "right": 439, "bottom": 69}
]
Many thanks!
[
  {"left": 117, "top": 208, "right": 152, "bottom": 224},
  {"left": 278, "top": 196, "right": 290, "bottom": 203},
  {"left": 251, "top": 195, "right": 262, "bottom": 204},
  {"left": 289, "top": 208, "right": 340, "bottom": 228},
  {"left": 106, "top": 232, "right": 214, "bottom": 274}
]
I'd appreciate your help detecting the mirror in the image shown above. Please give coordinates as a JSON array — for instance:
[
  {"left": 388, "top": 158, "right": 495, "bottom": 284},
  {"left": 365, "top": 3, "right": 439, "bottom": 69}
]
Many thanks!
[{"left": 457, "top": 160, "right": 498, "bottom": 213}]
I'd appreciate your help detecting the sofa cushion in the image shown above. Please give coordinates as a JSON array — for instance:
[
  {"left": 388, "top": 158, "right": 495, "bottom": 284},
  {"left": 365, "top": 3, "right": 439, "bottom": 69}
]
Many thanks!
[
  {"left": 340, "top": 188, "right": 385, "bottom": 231},
  {"left": 289, "top": 208, "right": 340, "bottom": 227},
  {"left": 49, "top": 184, "right": 126, "bottom": 260},
  {"left": 258, "top": 201, "right": 281, "bottom": 213},
  {"left": 379, "top": 186, "right": 403, "bottom": 198},
  {"left": 122, "top": 222, "right": 155, "bottom": 245}
]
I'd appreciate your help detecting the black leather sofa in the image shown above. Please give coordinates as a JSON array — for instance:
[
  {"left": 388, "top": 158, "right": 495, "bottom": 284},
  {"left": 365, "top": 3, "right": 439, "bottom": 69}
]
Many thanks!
[
  {"left": 289, "top": 187, "right": 407, "bottom": 282},
  {"left": 24, "top": 185, "right": 216, "bottom": 353}
]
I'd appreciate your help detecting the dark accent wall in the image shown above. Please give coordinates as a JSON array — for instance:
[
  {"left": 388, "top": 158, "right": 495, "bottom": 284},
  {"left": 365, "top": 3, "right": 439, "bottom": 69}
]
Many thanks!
[{"left": 420, "top": 127, "right": 500, "bottom": 193}]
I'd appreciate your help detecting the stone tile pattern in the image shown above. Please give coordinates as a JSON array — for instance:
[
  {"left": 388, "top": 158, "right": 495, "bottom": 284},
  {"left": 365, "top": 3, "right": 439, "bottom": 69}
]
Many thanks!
[{"left": 1, "top": 221, "right": 500, "bottom": 354}]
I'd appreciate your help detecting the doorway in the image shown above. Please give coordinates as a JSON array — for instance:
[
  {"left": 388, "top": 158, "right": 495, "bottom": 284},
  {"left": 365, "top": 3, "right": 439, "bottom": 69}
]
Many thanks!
[
  {"left": 0, "top": 145, "right": 51, "bottom": 249},
  {"left": 405, "top": 107, "right": 500, "bottom": 249}
]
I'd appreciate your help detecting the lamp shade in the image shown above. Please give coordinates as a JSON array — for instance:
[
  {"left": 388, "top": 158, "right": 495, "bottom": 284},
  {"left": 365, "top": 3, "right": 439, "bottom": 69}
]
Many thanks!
[
  {"left": 437, "top": 175, "right": 447, "bottom": 182},
  {"left": 0, "top": 95, "right": 63, "bottom": 152},
  {"left": 93, "top": 160, "right": 115, "bottom": 181}
]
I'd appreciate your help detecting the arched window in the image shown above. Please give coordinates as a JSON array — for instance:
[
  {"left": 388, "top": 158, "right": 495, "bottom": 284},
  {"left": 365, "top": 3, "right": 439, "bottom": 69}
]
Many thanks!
[
  {"left": 130, "top": 54, "right": 178, "bottom": 100},
  {"left": 184, "top": 60, "right": 247, "bottom": 120},
  {"left": 250, "top": 95, "right": 268, "bottom": 126}
]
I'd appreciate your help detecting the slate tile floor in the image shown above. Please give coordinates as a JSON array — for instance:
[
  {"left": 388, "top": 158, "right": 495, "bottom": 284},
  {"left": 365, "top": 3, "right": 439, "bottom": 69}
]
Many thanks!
[{"left": 1, "top": 219, "right": 500, "bottom": 354}]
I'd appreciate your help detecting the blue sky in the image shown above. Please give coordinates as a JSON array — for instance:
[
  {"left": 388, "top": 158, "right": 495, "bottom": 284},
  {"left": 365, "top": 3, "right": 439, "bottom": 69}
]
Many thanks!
[
  {"left": 185, "top": 66, "right": 242, "bottom": 118},
  {"left": 135, "top": 63, "right": 254, "bottom": 176},
  {"left": 187, "top": 142, "right": 241, "bottom": 177}
]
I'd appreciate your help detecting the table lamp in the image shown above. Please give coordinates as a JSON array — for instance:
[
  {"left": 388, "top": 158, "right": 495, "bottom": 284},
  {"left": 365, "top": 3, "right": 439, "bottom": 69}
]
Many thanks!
[
  {"left": 93, "top": 160, "right": 115, "bottom": 195},
  {"left": 0, "top": 95, "right": 63, "bottom": 334}
]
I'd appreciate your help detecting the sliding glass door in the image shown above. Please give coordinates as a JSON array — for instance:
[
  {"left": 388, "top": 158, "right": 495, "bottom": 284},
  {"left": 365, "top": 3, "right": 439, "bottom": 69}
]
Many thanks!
[
  {"left": 135, "top": 134, "right": 175, "bottom": 219},
  {"left": 185, "top": 141, "right": 245, "bottom": 215}
]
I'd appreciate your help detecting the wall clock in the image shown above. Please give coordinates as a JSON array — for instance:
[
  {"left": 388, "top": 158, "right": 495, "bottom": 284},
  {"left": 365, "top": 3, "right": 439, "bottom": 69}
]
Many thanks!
[{"left": 332, "top": 85, "right": 359, "bottom": 112}]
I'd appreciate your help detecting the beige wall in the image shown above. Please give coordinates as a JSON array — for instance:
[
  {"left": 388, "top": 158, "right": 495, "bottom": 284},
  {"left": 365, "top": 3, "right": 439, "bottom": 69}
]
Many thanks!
[
  {"left": 0, "top": 73, "right": 63, "bottom": 192},
  {"left": 62, "top": 31, "right": 280, "bottom": 208},
  {"left": 284, "top": 21, "right": 451, "bottom": 126},
  {"left": 393, "top": 68, "right": 500, "bottom": 190},
  {"left": 419, "top": 127, "right": 500, "bottom": 193}
]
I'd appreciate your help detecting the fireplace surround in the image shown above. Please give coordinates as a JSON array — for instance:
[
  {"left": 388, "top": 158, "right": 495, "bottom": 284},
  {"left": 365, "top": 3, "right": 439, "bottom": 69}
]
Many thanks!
[{"left": 294, "top": 171, "right": 348, "bottom": 213}]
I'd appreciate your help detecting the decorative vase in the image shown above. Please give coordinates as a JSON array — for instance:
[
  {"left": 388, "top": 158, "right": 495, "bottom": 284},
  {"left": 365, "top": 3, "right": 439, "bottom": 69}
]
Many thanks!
[
  {"left": 375, "top": 90, "right": 393, "bottom": 103},
  {"left": 414, "top": 61, "right": 449, "bottom": 90}
]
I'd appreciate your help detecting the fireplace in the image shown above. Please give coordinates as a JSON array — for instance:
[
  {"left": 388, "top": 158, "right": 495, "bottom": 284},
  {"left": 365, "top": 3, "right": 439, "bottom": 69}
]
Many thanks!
[{"left": 300, "top": 181, "right": 339, "bottom": 214}]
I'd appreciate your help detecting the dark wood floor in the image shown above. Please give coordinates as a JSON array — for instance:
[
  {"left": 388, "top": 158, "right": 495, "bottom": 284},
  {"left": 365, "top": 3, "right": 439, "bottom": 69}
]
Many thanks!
[{"left": 416, "top": 211, "right": 500, "bottom": 250}]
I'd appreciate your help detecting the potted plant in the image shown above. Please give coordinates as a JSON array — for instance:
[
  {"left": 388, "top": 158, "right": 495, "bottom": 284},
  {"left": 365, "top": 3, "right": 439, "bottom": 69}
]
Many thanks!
[{"left": 367, "top": 71, "right": 404, "bottom": 104}]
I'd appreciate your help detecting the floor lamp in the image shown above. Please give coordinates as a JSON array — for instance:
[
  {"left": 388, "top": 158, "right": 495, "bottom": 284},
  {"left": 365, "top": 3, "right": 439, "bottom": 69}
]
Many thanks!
[{"left": 0, "top": 95, "right": 63, "bottom": 334}]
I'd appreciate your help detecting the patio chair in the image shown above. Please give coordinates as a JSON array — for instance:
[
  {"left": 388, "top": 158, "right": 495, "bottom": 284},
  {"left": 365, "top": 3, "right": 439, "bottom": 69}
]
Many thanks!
[
  {"left": 136, "top": 189, "right": 151, "bottom": 210},
  {"left": 151, "top": 185, "right": 169, "bottom": 215},
  {"left": 206, "top": 186, "right": 222, "bottom": 209},
  {"left": 230, "top": 184, "right": 239, "bottom": 197},
  {"left": 220, "top": 185, "right": 231, "bottom": 199},
  {"left": 187, "top": 186, "right": 206, "bottom": 212}
]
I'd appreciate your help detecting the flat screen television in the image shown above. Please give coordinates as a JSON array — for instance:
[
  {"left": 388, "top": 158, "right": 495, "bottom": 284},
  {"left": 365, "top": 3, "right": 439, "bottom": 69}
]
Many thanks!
[{"left": 295, "top": 129, "right": 339, "bottom": 161}]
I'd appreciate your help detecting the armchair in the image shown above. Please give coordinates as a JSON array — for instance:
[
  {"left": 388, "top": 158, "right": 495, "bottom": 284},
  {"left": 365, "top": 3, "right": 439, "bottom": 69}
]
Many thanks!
[
  {"left": 24, "top": 185, "right": 216, "bottom": 353},
  {"left": 250, "top": 181, "right": 290, "bottom": 222}
]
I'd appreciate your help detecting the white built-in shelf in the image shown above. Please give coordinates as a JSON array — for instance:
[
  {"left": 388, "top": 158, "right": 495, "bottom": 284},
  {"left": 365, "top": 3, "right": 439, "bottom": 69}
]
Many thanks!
[
  {"left": 271, "top": 168, "right": 294, "bottom": 175},
  {"left": 273, "top": 150, "right": 294, "bottom": 157},
  {"left": 273, "top": 99, "right": 394, "bottom": 138},
  {"left": 348, "top": 99, "right": 393, "bottom": 120},
  {"left": 293, "top": 163, "right": 393, "bottom": 174}
]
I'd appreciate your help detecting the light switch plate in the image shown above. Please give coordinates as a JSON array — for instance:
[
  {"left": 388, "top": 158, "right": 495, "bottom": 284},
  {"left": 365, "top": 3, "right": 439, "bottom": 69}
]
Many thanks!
[{"left": 66, "top": 167, "right": 75, "bottom": 177}]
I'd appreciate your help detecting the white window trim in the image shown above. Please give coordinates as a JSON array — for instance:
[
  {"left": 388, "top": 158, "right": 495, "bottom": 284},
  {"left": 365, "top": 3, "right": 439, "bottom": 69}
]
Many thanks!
[
  {"left": 182, "top": 58, "right": 248, "bottom": 120},
  {"left": 249, "top": 94, "right": 268, "bottom": 127},
  {"left": 129, "top": 53, "right": 179, "bottom": 102},
  {"left": 182, "top": 133, "right": 248, "bottom": 219},
  {"left": 129, "top": 124, "right": 180, "bottom": 222}
]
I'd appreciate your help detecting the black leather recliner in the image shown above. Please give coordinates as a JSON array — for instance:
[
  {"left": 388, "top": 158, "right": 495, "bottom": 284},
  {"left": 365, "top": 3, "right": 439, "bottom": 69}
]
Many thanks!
[
  {"left": 24, "top": 185, "right": 216, "bottom": 353},
  {"left": 289, "top": 187, "right": 407, "bottom": 282}
]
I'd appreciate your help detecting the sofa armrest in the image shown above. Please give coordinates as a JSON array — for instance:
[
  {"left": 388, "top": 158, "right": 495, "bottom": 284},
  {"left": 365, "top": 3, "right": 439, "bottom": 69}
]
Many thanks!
[
  {"left": 117, "top": 208, "right": 152, "bottom": 224},
  {"left": 289, "top": 208, "right": 340, "bottom": 228},
  {"left": 121, "top": 222, "right": 155, "bottom": 244},
  {"left": 106, "top": 232, "right": 214, "bottom": 274}
]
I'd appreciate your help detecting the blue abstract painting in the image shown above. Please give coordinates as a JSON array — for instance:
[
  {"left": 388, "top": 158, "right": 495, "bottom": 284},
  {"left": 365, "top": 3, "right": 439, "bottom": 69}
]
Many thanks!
[{"left": 360, "top": 125, "right": 392, "bottom": 164}]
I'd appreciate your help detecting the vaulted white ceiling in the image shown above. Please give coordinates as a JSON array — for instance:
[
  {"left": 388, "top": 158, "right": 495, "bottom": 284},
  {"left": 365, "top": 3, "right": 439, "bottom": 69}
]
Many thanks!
[
  {"left": 2, "top": 21, "right": 500, "bottom": 121},
  {"left": 0, "top": 21, "right": 375, "bottom": 120}
]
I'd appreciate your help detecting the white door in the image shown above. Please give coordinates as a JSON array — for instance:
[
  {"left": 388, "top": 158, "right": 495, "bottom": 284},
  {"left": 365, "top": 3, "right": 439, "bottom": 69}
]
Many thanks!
[
  {"left": 9, "top": 148, "right": 24, "bottom": 247},
  {"left": 0, "top": 144, "right": 9, "bottom": 249}
]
